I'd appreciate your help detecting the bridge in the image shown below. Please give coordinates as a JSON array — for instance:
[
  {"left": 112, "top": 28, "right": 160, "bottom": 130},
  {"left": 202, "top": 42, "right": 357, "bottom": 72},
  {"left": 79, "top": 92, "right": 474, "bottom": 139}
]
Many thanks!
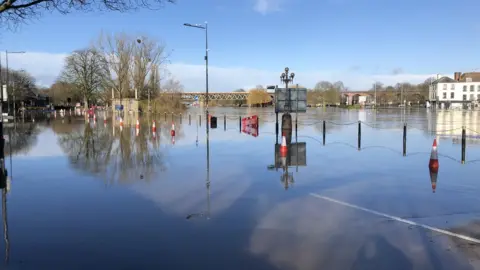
[{"left": 180, "top": 92, "right": 249, "bottom": 101}]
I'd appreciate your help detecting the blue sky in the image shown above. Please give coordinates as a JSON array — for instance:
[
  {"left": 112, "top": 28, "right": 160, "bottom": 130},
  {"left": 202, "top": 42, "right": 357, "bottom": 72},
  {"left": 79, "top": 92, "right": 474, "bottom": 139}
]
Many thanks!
[{"left": 1, "top": 0, "right": 480, "bottom": 91}]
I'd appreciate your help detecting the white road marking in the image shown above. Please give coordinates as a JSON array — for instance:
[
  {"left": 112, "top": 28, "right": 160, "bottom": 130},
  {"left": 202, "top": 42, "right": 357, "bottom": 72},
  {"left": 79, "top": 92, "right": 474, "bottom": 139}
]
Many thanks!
[{"left": 310, "top": 193, "right": 480, "bottom": 244}]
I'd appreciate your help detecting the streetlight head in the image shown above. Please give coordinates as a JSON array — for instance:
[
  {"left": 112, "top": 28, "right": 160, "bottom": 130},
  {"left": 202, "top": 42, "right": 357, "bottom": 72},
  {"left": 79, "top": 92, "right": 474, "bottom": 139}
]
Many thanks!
[
  {"left": 290, "top": 73, "right": 295, "bottom": 79},
  {"left": 281, "top": 73, "right": 286, "bottom": 80},
  {"left": 136, "top": 39, "right": 142, "bottom": 44},
  {"left": 285, "top": 67, "right": 289, "bottom": 73}
]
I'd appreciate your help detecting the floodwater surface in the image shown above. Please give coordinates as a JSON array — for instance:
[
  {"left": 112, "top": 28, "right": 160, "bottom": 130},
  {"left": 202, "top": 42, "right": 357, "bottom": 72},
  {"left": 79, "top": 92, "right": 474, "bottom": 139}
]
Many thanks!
[{"left": 2, "top": 108, "right": 480, "bottom": 270}]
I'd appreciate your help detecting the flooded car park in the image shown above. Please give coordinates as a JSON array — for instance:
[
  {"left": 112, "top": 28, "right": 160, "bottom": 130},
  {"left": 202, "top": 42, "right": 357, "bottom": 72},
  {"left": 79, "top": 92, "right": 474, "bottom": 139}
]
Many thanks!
[{"left": 1, "top": 107, "right": 480, "bottom": 269}]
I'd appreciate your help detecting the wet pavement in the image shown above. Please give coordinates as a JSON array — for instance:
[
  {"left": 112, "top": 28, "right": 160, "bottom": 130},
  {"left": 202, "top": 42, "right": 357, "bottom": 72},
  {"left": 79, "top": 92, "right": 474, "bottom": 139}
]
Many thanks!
[{"left": 2, "top": 108, "right": 480, "bottom": 269}]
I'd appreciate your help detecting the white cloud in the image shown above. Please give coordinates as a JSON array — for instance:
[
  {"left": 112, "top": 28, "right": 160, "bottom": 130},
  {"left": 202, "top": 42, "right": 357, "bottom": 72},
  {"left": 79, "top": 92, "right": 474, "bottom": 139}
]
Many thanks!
[
  {"left": 253, "top": 0, "right": 282, "bottom": 15},
  {"left": 6, "top": 51, "right": 439, "bottom": 91}
]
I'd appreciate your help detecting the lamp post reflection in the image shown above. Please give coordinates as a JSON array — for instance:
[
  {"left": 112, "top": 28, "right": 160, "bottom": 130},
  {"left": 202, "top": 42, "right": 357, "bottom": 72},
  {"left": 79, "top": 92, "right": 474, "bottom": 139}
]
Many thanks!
[
  {"left": 186, "top": 120, "right": 211, "bottom": 220},
  {"left": 272, "top": 135, "right": 307, "bottom": 190}
]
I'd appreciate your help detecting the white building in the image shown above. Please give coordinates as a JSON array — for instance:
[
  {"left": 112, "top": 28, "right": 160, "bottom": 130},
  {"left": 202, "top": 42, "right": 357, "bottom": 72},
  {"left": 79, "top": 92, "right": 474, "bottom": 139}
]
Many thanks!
[{"left": 429, "top": 72, "right": 480, "bottom": 109}]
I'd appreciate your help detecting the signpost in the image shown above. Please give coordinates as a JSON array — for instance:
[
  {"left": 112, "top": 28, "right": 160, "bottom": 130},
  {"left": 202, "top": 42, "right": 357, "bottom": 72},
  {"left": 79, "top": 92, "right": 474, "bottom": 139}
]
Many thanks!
[{"left": 275, "top": 87, "right": 307, "bottom": 113}]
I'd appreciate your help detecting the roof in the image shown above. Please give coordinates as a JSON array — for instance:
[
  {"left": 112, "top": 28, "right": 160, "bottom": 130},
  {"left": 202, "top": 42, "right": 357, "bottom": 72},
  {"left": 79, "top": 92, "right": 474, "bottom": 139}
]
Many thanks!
[
  {"left": 432, "top": 76, "right": 456, "bottom": 84},
  {"left": 458, "top": 72, "right": 480, "bottom": 82}
]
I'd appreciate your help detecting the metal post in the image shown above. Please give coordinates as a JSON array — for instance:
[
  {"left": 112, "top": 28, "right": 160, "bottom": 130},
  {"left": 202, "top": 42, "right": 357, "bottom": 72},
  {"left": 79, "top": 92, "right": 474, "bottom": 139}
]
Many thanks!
[
  {"left": 199, "top": 114, "right": 201, "bottom": 127},
  {"left": 239, "top": 116, "right": 241, "bottom": 133},
  {"left": 275, "top": 112, "right": 279, "bottom": 145},
  {"left": 374, "top": 82, "right": 377, "bottom": 109},
  {"left": 358, "top": 121, "right": 361, "bottom": 150},
  {"left": 322, "top": 120, "right": 326, "bottom": 145},
  {"left": 224, "top": 114, "right": 226, "bottom": 131},
  {"left": 462, "top": 126, "right": 466, "bottom": 164},
  {"left": 164, "top": 112, "right": 166, "bottom": 122},
  {"left": 5, "top": 52, "right": 8, "bottom": 117},
  {"left": 403, "top": 123, "right": 407, "bottom": 156},
  {"left": 205, "top": 23, "right": 209, "bottom": 113},
  {"left": 189, "top": 114, "right": 191, "bottom": 125}
]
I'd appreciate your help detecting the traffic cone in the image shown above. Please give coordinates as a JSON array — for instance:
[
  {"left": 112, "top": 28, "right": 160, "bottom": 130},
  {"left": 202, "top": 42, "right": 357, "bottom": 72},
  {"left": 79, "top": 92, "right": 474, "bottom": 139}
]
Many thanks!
[
  {"left": 429, "top": 166, "right": 438, "bottom": 193},
  {"left": 280, "top": 135, "right": 288, "bottom": 157},
  {"left": 170, "top": 122, "right": 175, "bottom": 136},
  {"left": 120, "top": 117, "right": 124, "bottom": 127},
  {"left": 152, "top": 120, "right": 156, "bottom": 133},
  {"left": 429, "top": 139, "right": 439, "bottom": 171},
  {"left": 136, "top": 127, "right": 139, "bottom": 137},
  {"left": 136, "top": 119, "right": 140, "bottom": 129}
]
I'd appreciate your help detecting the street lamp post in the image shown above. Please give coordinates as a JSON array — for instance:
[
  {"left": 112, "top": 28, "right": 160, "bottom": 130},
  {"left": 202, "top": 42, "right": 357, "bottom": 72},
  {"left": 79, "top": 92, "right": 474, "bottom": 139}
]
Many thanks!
[
  {"left": 280, "top": 67, "right": 295, "bottom": 111},
  {"left": 183, "top": 22, "right": 208, "bottom": 113}
]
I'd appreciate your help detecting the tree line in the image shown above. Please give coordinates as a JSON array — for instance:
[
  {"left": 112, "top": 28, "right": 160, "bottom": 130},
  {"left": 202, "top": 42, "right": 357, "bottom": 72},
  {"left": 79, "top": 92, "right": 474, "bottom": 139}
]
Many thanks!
[{"left": 39, "top": 32, "right": 184, "bottom": 111}]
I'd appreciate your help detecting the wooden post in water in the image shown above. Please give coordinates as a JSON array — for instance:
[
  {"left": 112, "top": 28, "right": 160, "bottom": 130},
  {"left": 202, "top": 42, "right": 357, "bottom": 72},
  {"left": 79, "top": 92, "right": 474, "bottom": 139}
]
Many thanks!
[
  {"left": 403, "top": 123, "right": 407, "bottom": 156},
  {"left": 462, "top": 126, "right": 466, "bottom": 164},
  {"left": 358, "top": 121, "right": 361, "bottom": 150},
  {"left": 322, "top": 120, "right": 326, "bottom": 145}
]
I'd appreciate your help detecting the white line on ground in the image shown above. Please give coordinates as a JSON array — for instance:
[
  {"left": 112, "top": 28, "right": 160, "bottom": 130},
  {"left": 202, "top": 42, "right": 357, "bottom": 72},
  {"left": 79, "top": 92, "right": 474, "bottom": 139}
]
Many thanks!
[{"left": 309, "top": 193, "right": 480, "bottom": 244}]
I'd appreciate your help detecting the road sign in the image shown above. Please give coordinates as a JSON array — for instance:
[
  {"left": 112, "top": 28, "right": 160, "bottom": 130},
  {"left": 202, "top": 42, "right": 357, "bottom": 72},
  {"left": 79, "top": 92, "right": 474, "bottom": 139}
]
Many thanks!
[
  {"left": 194, "top": 96, "right": 199, "bottom": 101},
  {"left": 275, "top": 88, "right": 307, "bottom": 113},
  {"left": 2, "top": 85, "right": 6, "bottom": 101}
]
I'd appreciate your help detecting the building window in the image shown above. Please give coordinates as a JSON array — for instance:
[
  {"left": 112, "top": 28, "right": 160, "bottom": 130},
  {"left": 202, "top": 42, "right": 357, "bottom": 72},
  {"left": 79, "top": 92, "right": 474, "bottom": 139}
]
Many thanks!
[
  {"left": 471, "top": 94, "right": 475, "bottom": 100},
  {"left": 463, "top": 94, "right": 467, "bottom": 101},
  {"left": 463, "top": 85, "right": 467, "bottom": 92},
  {"left": 451, "top": 92, "right": 455, "bottom": 99},
  {"left": 443, "top": 92, "right": 447, "bottom": 99},
  {"left": 443, "top": 84, "right": 447, "bottom": 90},
  {"left": 471, "top": 85, "right": 475, "bottom": 92},
  {"left": 451, "top": 84, "right": 455, "bottom": 90}
]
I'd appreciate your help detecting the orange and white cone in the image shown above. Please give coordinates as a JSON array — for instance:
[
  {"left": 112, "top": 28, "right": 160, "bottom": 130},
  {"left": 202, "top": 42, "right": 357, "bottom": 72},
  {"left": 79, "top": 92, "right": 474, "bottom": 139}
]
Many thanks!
[
  {"left": 152, "top": 120, "right": 157, "bottom": 133},
  {"left": 429, "top": 166, "right": 438, "bottom": 193},
  {"left": 429, "top": 139, "right": 439, "bottom": 171},
  {"left": 280, "top": 135, "right": 288, "bottom": 158},
  {"left": 170, "top": 122, "right": 175, "bottom": 137},
  {"left": 136, "top": 119, "right": 140, "bottom": 129},
  {"left": 119, "top": 117, "right": 124, "bottom": 127}
]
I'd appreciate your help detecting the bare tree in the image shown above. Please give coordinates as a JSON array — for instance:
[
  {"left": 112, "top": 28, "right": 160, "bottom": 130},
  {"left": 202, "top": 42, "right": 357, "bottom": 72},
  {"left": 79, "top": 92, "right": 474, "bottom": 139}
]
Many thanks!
[
  {"left": 96, "top": 32, "right": 135, "bottom": 102},
  {"left": 60, "top": 48, "right": 107, "bottom": 109},
  {"left": 132, "top": 36, "right": 169, "bottom": 100},
  {"left": 0, "top": 0, "right": 174, "bottom": 29}
]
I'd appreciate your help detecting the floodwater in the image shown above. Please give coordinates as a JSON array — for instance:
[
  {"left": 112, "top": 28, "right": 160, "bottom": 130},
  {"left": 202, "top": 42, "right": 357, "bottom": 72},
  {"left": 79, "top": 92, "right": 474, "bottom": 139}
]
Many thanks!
[{"left": 2, "top": 108, "right": 480, "bottom": 269}]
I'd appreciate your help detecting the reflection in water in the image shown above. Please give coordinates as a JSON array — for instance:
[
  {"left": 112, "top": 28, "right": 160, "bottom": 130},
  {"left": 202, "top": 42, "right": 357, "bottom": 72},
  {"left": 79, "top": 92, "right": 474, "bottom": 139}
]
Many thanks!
[
  {"left": 57, "top": 117, "right": 184, "bottom": 184},
  {"left": 187, "top": 116, "right": 211, "bottom": 220},
  {"left": 273, "top": 131, "right": 307, "bottom": 190},
  {"left": 429, "top": 166, "right": 438, "bottom": 193}
]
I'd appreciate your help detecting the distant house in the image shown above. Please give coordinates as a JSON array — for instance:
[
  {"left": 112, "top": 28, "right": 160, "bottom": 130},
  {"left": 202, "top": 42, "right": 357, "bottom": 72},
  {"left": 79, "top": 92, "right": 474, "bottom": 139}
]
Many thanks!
[{"left": 429, "top": 72, "right": 480, "bottom": 109}]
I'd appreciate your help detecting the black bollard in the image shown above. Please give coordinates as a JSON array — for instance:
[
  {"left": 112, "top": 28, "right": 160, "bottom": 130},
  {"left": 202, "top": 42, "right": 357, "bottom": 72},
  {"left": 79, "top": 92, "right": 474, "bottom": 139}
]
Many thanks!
[
  {"left": 239, "top": 116, "right": 241, "bottom": 133},
  {"left": 462, "top": 126, "right": 466, "bottom": 164},
  {"left": 403, "top": 123, "right": 407, "bottom": 156},
  {"left": 164, "top": 112, "right": 167, "bottom": 122},
  {"left": 358, "top": 121, "right": 361, "bottom": 150},
  {"left": 180, "top": 114, "right": 182, "bottom": 124},
  {"left": 224, "top": 114, "right": 226, "bottom": 131},
  {"left": 189, "top": 114, "right": 191, "bottom": 125},
  {"left": 322, "top": 120, "right": 326, "bottom": 145},
  {"left": 199, "top": 115, "right": 201, "bottom": 127}
]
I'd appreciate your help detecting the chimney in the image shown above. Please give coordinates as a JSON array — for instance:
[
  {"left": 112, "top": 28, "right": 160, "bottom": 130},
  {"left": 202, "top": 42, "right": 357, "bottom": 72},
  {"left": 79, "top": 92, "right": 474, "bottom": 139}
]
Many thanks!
[{"left": 454, "top": 72, "right": 461, "bottom": 81}]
